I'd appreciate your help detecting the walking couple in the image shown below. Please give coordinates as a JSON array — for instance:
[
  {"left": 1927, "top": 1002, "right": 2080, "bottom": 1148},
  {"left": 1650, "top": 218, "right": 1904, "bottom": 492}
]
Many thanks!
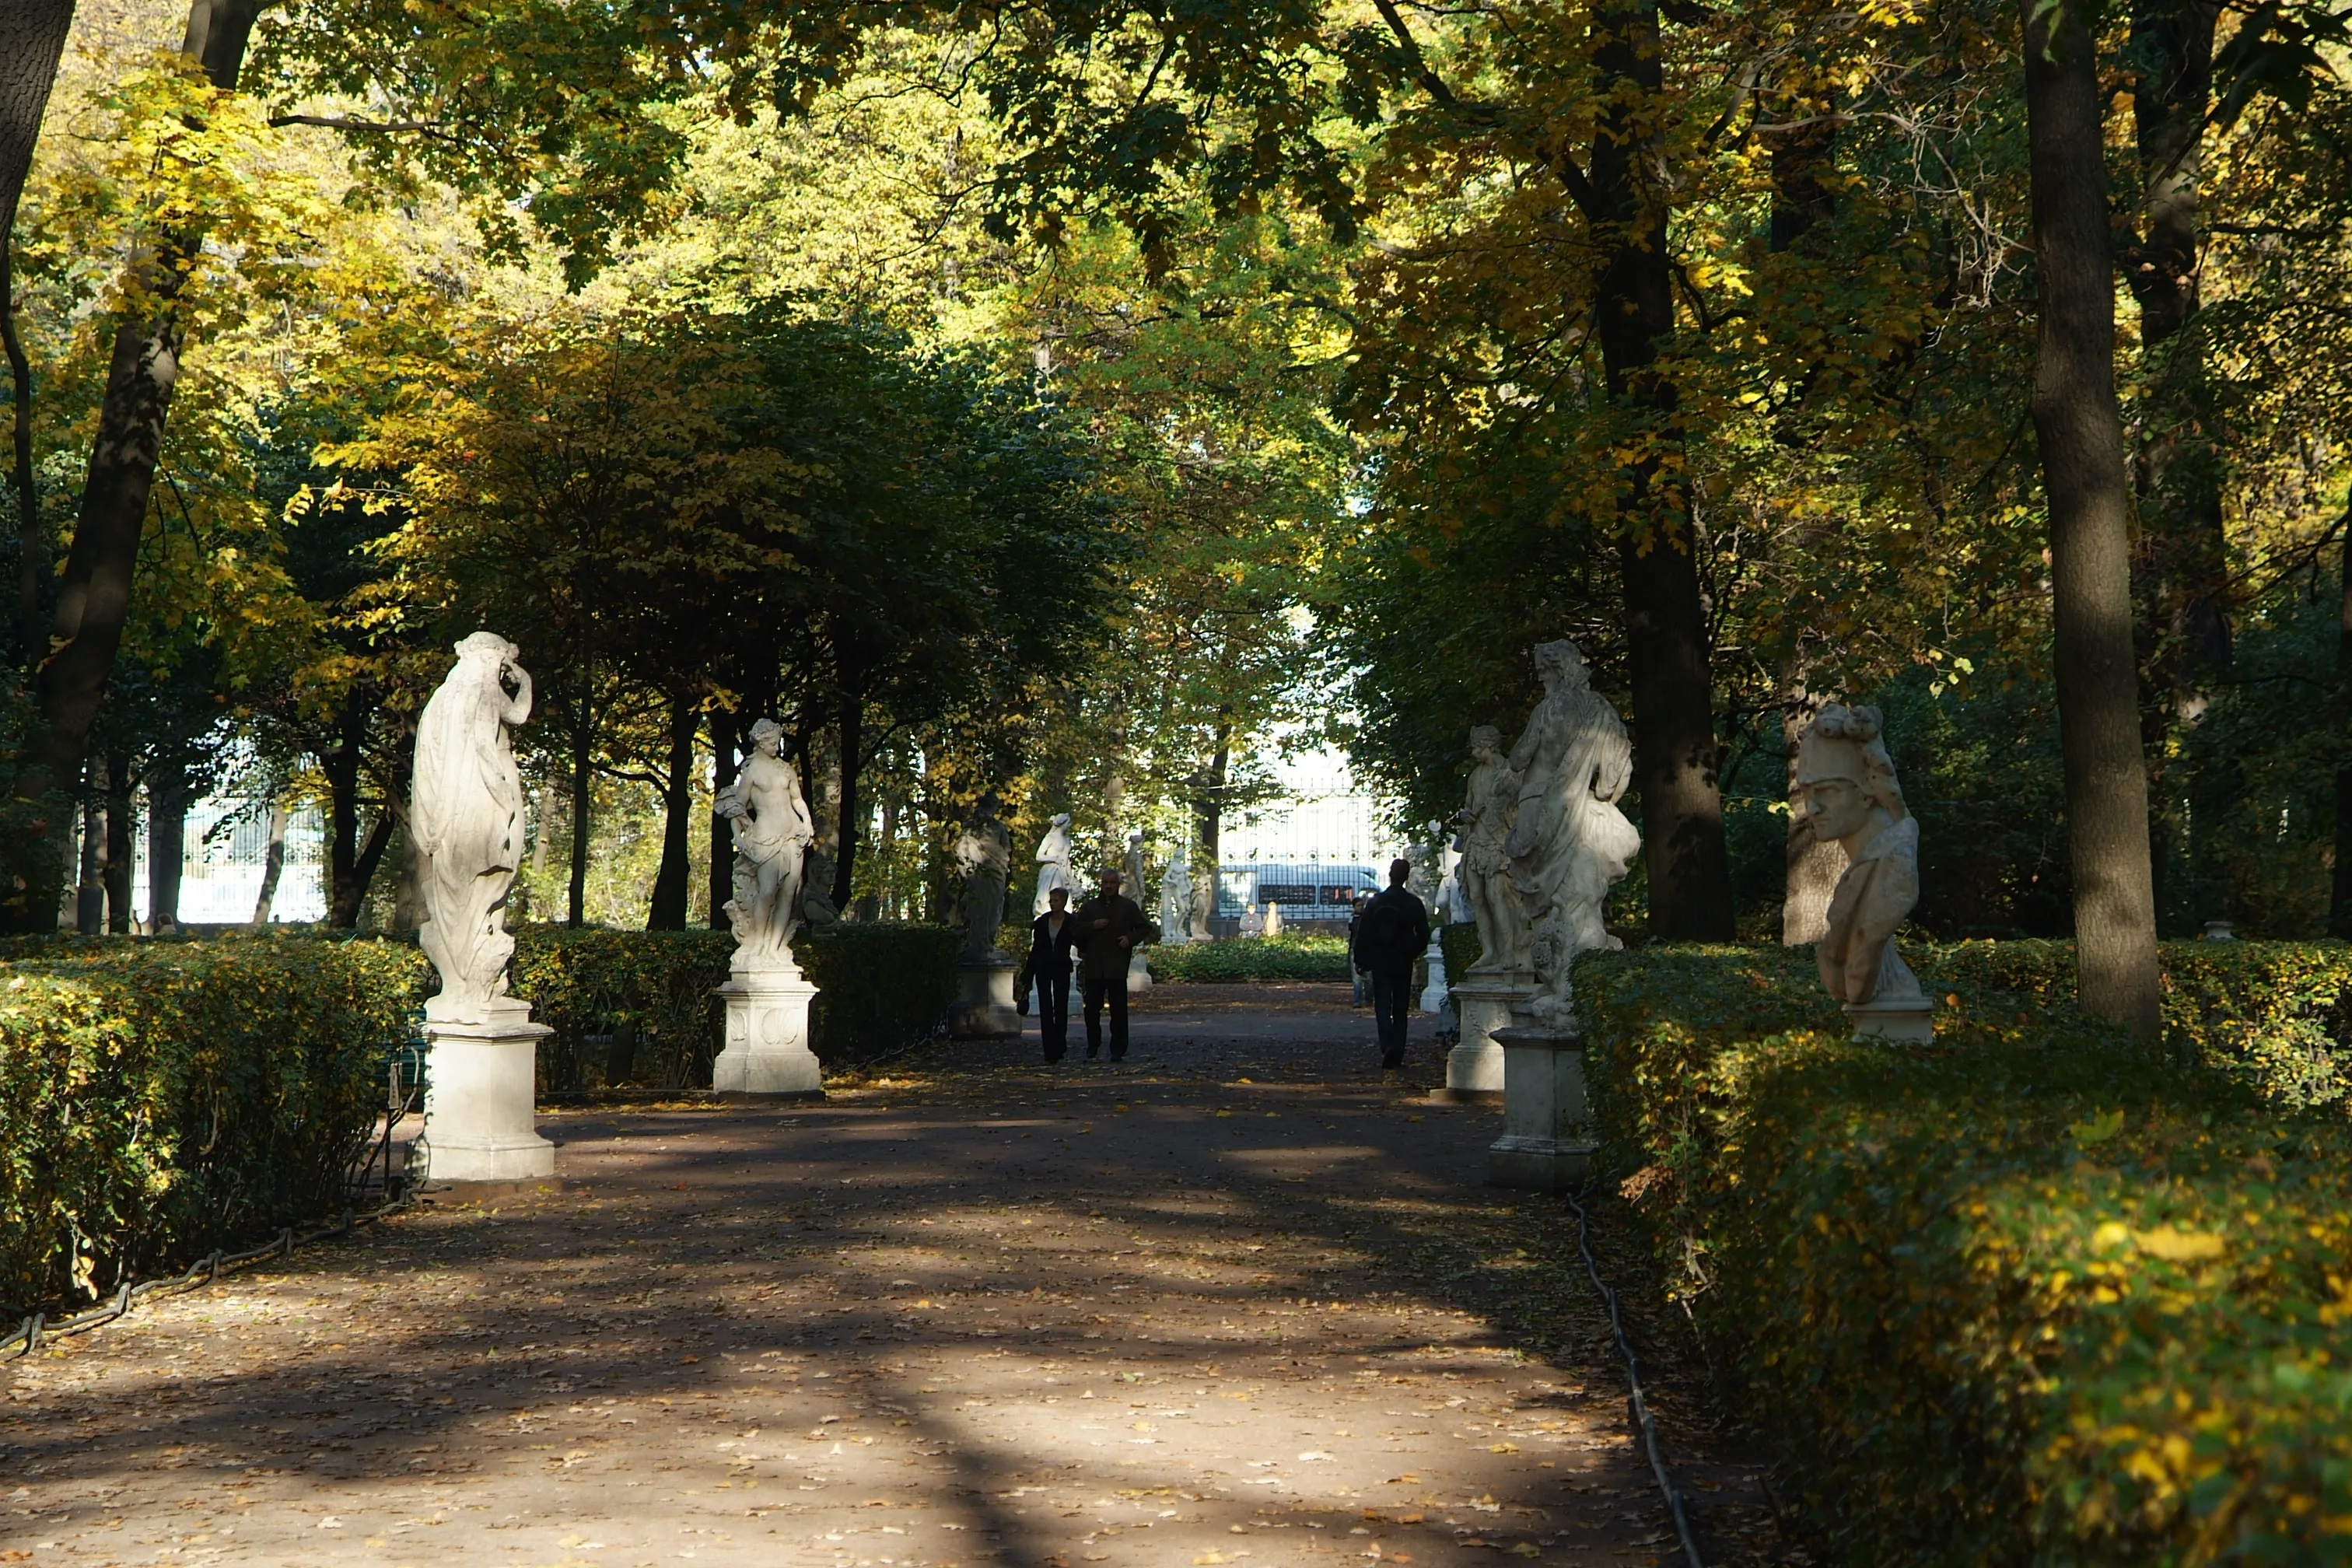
[{"left": 1019, "top": 870, "right": 1154, "bottom": 1062}]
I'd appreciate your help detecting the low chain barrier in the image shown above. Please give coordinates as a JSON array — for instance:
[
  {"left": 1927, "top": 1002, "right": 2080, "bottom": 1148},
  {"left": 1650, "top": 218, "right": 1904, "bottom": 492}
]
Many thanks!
[
  {"left": 3, "top": 1046, "right": 428, "bottom": 1362},
  {"left": 1565, "top": 1183, "right": 1707, "bottom": 1568}
]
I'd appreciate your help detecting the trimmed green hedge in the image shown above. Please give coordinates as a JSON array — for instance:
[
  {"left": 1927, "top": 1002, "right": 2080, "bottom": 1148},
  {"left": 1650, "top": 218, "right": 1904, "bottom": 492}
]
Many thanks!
[
  {"left": 517, "top": 927, "right": 733, "bottom": 1091},
  {"left": 1580, "top": 943, "right": 2352, "bottom": 1566},
  {"left": 0, "top": 935, "right": 425, "bottom": 1318},
  {"left": 1439, "top": 920, "right": 1482, "bottom": 982},
  {"left": 519, "top": 923, "right": 960, "bottom": 1086},
  {"left": 1149, "top": 934, "right": 1353, "bottom": 983},
  {"left": 802, "top": 923, "right": 959, "bottom": 1066}
]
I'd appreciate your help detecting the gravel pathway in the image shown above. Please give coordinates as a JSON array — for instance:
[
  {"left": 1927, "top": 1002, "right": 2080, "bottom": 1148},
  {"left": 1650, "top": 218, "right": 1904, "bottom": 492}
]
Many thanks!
[{"left": 2, "top": 984, "right": 1782, "bottom": 1567}]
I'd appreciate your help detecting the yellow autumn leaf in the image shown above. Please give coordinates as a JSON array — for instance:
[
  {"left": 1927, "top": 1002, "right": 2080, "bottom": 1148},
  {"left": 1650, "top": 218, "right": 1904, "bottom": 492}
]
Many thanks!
[{"left": 2133, "top": 1226, "right": 2227, "bottom": 1263}]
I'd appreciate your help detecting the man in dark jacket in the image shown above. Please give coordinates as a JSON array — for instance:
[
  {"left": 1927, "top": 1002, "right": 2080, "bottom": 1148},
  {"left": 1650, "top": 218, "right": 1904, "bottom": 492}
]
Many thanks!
[
  {"left": 1353, "top": 857, "right": 1430, "bottom": 1069},
  {"left": 1070, "top": 869, "right": 1155, "bottom": 1061},
  {"left": 1018, "top": 885, "right": 1081, "bottom": 1062}
]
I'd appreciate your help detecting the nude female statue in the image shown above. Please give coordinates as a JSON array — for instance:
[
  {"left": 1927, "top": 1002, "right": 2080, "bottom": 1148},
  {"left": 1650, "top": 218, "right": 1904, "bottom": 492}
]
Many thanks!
[{"left": 716, "top": 717, "right": 817, "bottom": 968}]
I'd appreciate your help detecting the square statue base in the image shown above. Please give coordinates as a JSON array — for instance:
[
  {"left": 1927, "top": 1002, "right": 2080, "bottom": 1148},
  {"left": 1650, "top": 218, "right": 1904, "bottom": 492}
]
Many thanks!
[
  {"left": 952, "top": 955, "right": 1022, "bottom": 1039},
  {"left": 1445, "top": 970, "right": 1537, "bottom": 1098},
  {"left": 713, "top": 965, "right": 824, "bottom": 1097},
  {"left": 422, "top": 998, "right": 555, "bottom": 1182},
  {"left": 1849, "top": 997, "right": 1935, "bottom": 1045},
  {"left": 1486, "top": 1025, "right": 1596, "bottom": 1191}
]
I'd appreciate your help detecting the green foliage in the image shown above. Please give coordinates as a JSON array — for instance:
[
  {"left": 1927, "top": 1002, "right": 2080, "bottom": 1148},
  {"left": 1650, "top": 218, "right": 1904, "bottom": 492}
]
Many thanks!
[
  {"left": 1577, "top": 943, "right": 2352, "bottom": 1565},
  {"left": 512, "top": 927, "right": 734, "bottom": 1093},
  {"left": 514, "top": 923, "right": 959, "bottom": 1083},
  {"left": 0, "top": 936, "right": 425, "bottom": 1318},
  {"left": 800, "top": 924, "right": 961, "bottom": 1066},
  {"left": 1149, "top": 934, "right": 1351, "bottom": 983},
  {"left": 1438, "top": 921, "right": 1483, "bottom": 982}
]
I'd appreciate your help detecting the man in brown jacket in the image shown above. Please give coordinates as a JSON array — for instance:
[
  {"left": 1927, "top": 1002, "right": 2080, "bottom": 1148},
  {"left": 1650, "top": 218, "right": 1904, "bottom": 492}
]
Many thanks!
[{"left": 1070, "top": 868, "right": 1155, "bottom": 1061}]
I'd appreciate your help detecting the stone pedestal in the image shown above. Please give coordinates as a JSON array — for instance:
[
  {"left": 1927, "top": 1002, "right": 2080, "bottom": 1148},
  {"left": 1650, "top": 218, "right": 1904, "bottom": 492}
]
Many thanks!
[
  {"left": 1445, "top": 970, "right": 1536, "bottom": 1097},
  {"left": 952, "top": 955, "right": 1022, "bottom": 1038},
  {"left": 422, "top": 999, "right": 555, "bottom": 1182},
  {"left": 1419, "top": 933, "right": 1450, "bottom": 1014},
  {"left": 1486, "top": 1026, "right": 1596, "bottom": 1191},
  {"left": 1848, "top": 997, "right": 1934, "bottom": 1045},
  {"left": 713, "top": 964, "right": 823, "bottom": 1096},
  {"left": 1128, "top": 949, "right": 1153, "bottom": 992}
]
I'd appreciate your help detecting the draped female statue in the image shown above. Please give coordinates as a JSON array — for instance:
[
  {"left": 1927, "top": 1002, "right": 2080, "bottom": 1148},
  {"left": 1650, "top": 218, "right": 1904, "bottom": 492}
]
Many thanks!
[
  {"left": 1502, "top": 639, "right": 1641, "bottom": 1024},
  {"left": 716, "top": 717, "right": 816, "bottom": 969},
  {"left": 411, "top": 632, "right": 533, "bottom": 1020},
  {"left": 1457, "top": 724, "right": 1528, "bottom": 973},
  {"left": 1033, "top": 813, "right": 1078, "bottom": 917}
]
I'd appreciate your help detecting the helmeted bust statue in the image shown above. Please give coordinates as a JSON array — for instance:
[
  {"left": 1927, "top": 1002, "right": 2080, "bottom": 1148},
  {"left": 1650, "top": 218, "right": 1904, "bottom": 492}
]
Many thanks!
[
  {"left": 411, "top": 631, "right": 532, "bottom": 1021},
  {"left": 1797, "top": 703, "right": 1925, "bottom": 1013}
]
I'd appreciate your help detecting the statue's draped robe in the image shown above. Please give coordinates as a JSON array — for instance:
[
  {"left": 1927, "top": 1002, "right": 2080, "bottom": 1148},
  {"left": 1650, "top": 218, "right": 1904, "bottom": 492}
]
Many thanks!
[
  {"left": 1818, "top": 816, "right": 1923, "bottom": 1005},
  {"left": 412, "top": 656, "right": 528, "bottom": 1018}
]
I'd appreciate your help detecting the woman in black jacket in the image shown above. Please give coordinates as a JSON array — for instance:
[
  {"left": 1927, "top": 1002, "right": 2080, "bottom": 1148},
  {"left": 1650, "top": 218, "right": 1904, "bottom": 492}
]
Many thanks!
[{"left": 1018, "top": 885, "right": 1081, "bottom": 1062}]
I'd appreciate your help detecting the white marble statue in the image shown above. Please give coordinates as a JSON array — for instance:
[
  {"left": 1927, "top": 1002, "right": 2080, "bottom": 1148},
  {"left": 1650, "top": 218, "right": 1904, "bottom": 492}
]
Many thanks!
[
  {"left": 1458, "top": 723, "right": 1529, "bottom": 974},
  {"left": 1033, "top": 813, "right": 1078, "bottom": 917},
  {"left": 715, "top": 717, "right": 816, "bottom": 971},
  {"left": 1123, "top": 832, "right": 1148, "bottom": 900},
  {"left": 1797, "top": 704, "right": 1927, "bottom": 1024},
  {"left": 1503, "top": 639, "right": 1641, "bottom": 1027},
  {"left": 957, "top": 794, "right": 1015, "bottom": 963},
  {"left": 1158, "top": 856, "right": 1195, "bottom": 945},
  {"left": 411, "top": 632, "right": 533, "bottom": 1022},
  {"left": 1428, "top": 817, "right": 1467, "bottom": 924}
]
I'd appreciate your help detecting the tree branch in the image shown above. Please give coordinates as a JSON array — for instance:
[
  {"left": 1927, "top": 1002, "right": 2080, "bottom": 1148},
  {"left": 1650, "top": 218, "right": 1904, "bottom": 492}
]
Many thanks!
[{"left": 269, "top": 114, "right": 457, "bottom": 145}]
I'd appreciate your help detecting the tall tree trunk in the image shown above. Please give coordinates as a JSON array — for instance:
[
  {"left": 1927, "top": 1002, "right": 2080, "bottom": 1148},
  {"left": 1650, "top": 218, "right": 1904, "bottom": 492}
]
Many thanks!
[
  {"left": 2330, "top": 516, "right": 2352, "bottom": 938},
  {"left": 707, "top": 709, "right": 737, "bottom": 929},
  {"left": 103, "top": 745, "right": 130, "bottom": 932},
  {"left": 567, "top": 683, "right": 594, "bottom": 928},
  {"left": 646, "top": 690, "right": 695, "bottom": 930},
  {"left": 2021, "top": 0, "right": 2164, "bottom": 1032},
  {"left": 75, "top": 748, "right": 103, "bottom": 934},
  {"left": 831, "top": 695, "right": 862, "bottom": 912},
  {"left": 2126, "top": 0, "right": 2224, "bottom": 932},
  {"left": 1192, "top": 722, "right": 1229, "bottom": 936},
  {"left": 146, "top": 758, "right": 186, "bottom": 933},
  {"left": 321, "top": 691, "right": 371, "bottom": 926},
  {"left": 11, "top": 1, "right": 263, "bottom": 913},
  {"left": 1589, "top": 0, "right": 1735, "bottom": 941},
  {"left": 249, "top": 799, "right": 288, "bottom": 928},
  {"left": 0, "top": 2, "right": 76, "bottom": 671}
]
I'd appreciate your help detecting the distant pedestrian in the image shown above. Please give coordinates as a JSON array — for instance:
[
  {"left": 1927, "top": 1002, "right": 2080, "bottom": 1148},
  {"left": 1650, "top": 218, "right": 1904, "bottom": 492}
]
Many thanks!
[
  {"left": 1347, "top": 893, "right": 1372, "bottom": 1006},
  {"left": 1072, "top": 869, "right": 1155, "bottom": 1061},
  {"left": 1019, "top": 885, "right": 1081, "bottom": 1062},
  {"left": 1353, "top": 858, "right": 1430, "bottom": 1070}
]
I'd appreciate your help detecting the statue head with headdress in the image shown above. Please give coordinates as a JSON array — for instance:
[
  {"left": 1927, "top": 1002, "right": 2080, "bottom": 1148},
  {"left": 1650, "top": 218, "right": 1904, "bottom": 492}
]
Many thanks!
[
  {"left": 1531, "top": 639, "right": 1591, "bottom": 691},
  {"left": 1796, "top": 703, "right": 1907, "bottom": 845},
  {"left": 748, "top": 716, "right": 785, "bottom": 754},
  {"left": 1469, "top": 723, "right": 1503, "bottom": 761}
]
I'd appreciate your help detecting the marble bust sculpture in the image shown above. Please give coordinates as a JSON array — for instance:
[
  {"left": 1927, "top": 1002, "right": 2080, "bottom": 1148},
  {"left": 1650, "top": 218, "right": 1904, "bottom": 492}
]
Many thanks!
[
  {"left": 715, "top": 717, "right": 816, "bottom": 969},
  {"left": 411, "top": 632, "right": 532, "bottom": 1021},
  {"left": 1797, "top": 703, "right": 1927, "bottom": 1019}
]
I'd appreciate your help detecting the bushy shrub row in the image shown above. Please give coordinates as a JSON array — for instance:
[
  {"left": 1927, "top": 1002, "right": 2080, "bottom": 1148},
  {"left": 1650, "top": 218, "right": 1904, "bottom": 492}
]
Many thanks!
[
  {"left": 1149, "top": 933, "right": 1353, "bottom": 983},
  {"left": 0, "top": 935, "right": 423, "bottom": 1318},
  {"left": 1577, "top": 943, "right": 2352, "bottom": 1566},
  {"left": 517, "top": 923, "right": 961, "bottom": 1087},
  {"left": 801, "top": 923, "right": 960, "bottom": 1066}
]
